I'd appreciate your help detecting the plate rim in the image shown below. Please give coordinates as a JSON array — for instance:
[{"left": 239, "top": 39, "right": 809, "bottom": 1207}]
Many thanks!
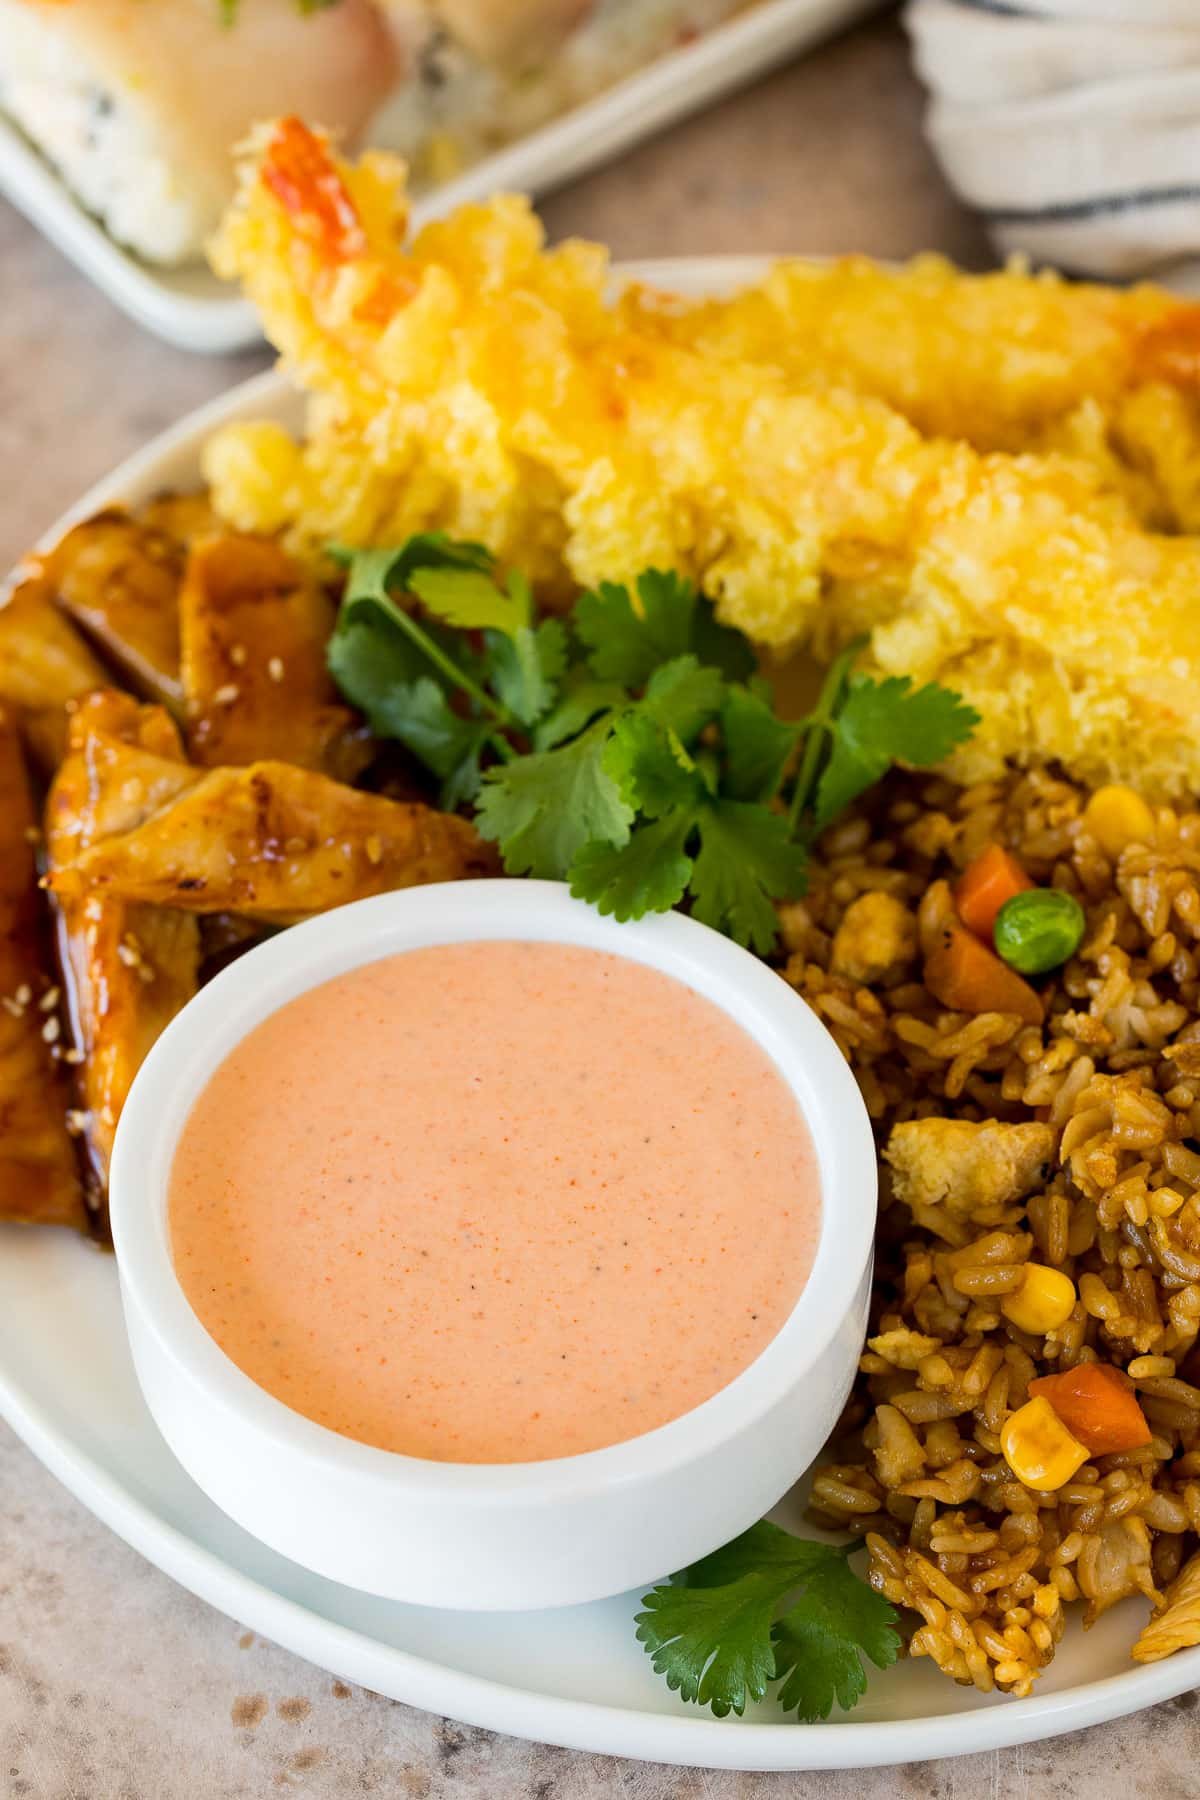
[{"left": 6, "top": 251, "right": 1200, "bottom": 1768}]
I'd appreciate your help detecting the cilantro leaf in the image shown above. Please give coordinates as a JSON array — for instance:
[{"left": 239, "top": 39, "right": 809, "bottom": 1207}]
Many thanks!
[
  {"left": 329, "top": 543, "right": 508, "bottom": 800},
  {"left": 813, "top": 674, "right": 980, "bottom": 831},
  {"left": 575, "top": 572, "right": 695, "bottom": 684},
  {"left": 326, "top": 600, "right": 433, "bottom": 721},
  {"left": 721, "top": 685, "right": 799, "bottom": 803},
  {"left": 534, "top": 674, "right": 628, "bottom": 750},
  {"left": 772, "top": 1558, "right": 901, "bottom": 1723},
  {"left": 330, "top": 542, "right": 492, "bottom": 701},
  {"left": 486, "top": 617, "right": 568, "bottom": 727},
  {"left": 690, "top": 801, "right": 808, "bottom": 953},
  {"left": 603, "top": 713, "right": 706, "bottom": 817},
  {"left": 576, "top": 571, "right": 752, "bottom": 686},
  {"left": 681, "top": 1519, "right": 834, "bottom": 1589},
  {"left": 635, "top": 1572, "right": 782, "bottom": 1718},
  {"left": 475, "top": 718, "right": 633, "bottom": 878},
  {"left": 408, "top": 565, "right": 530, "bottom": 638},
  {"left": 569, "top": 814, "right": 694, "bottom": 921},
  {"left": 692, "top": 598, "right": 758, "bottom": 683},
  {"left": 636, "top": 1522, "right": 899, "bottom": 1723},
  {"left": 331, "top": 534, "right": 493, "bottom": 593},
  {"left": 372, "top": 675, "right": 493, "bottom": 807},
  {"left": 641, "top": 655, "right": 725, "bottom": 742}
]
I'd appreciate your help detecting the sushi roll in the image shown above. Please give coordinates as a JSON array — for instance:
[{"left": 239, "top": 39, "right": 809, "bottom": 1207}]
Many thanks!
[
  {"left": 368, "top": 0, "right": 746, "bottom": 187},
  {"left": 0, "top": 0, "right": 403, "bottom": 266}
]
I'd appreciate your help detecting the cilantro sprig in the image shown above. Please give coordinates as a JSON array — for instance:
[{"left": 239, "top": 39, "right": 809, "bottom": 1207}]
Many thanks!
[
  {"left": 787, "top": 635, "right": 980, "bottom": 839},
  {"left": 636, "top": 1520, "right": 900, "bottom": 1722},
  {"left": 328, "top": 537, "right": 978, "bottom": 952},
  {"left": 219, "top": 0, "right": 336, "bottom": 20}
]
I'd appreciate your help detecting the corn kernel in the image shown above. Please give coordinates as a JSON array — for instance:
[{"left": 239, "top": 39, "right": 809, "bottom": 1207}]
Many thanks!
[
  {"left": 1001, "top": 1264, "right": 1077, "bottom": 1335},
  {"left": 1082, "top": 785, "right": 1156, "bottom": 860},
  {"left": 1001, "top": 1397, "right": 1089, "bottom": 1491}
]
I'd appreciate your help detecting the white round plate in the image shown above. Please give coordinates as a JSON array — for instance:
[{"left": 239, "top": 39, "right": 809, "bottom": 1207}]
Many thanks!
[{"left": 3, "top": 257, "right": 1198, "bottom": 1769}]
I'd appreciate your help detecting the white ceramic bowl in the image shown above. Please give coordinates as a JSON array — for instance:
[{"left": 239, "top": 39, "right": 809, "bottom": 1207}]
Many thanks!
[{"left": 110, "top": 879, "right": 876, "bottom": 1612}]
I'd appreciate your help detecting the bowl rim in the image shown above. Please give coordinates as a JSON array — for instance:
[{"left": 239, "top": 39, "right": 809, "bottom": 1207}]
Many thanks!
[{"left": 110, "top": 878, "right": 877, "bottom": 1502}]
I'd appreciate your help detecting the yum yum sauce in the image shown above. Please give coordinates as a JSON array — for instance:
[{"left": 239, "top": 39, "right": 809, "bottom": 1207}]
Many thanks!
[{"left": 170, "top": 941, "right": 820, "bottom": 1463}]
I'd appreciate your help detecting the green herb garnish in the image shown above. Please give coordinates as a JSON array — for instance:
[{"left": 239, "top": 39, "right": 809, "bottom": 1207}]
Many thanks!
[
  {"left": 635, "top": 1520, "right": 900, "bottom": 1722},
  {"left": 219, "top": 0, "right": 338, "bottom": 20},
  {"left": 328, "top": 537, "right": 978, "bottom": 952}
]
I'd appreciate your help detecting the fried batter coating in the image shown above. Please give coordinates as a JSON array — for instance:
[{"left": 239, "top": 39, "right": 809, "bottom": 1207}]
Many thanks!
[{"left": 204, "top": 122, "right": 1200, "bottom": 800}]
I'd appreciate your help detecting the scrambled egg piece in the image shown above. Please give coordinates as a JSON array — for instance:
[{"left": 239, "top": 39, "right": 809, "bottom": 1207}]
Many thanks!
[
  {"left": 206, "top": 120, "right": 1200, "bottom": 798},
  {"left": 829, "top": 892, "right": 917, "bottom": 986},
  {"left": 1134, "top": 1547, "right": 1200, "bottom": 1662},
  {"left": 885, "top": 1118, "right": 1055, "bottom": 1241}
]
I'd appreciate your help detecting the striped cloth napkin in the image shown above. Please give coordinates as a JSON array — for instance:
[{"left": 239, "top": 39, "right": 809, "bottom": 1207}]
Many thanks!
[{"left": 906, "top": 0, "right": 1200, "bottom": 286}]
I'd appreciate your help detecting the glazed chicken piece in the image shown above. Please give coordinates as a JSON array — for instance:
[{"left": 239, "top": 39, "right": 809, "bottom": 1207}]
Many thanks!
[
  {"left": 45, "top": 692, "right": 200, "bottom": 1207},
  {"left": 0, "top": 568, "right": 108, "bottom": 770},
  {"left": 1076, "top": 1518, "right": 1160, "bottom": 1627},
  {"left": 44, "top": 510, "right": 184, "bottom": 708},
  {"left": 885, "top": 1118, "right": 1056, "bottom": 1243},
  {"left": 179, "top": 534, "right": 370, "bottom": 780},
  {"left": 0, "top": 706, "right": 87, "bottom": 1229},
  {"left": 48, "top": 760, "right": 496, "bottom": 924},
  {"left": 139, "top": 492, "right": 223, "bottom": 547}
]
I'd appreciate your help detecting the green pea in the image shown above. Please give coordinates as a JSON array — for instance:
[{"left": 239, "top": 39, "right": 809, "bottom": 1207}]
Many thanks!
[{"left": 993, "top": 888, "right": 1085, "bottom": 976}]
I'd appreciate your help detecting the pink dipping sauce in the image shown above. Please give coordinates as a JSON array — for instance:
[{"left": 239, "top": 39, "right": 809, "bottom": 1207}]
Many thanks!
[{"left": 169, "top": 941, "right": 820, "bottom": 1463}]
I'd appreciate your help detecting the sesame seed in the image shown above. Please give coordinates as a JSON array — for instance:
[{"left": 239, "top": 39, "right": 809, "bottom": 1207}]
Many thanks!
[
  {"left": 23, "top": 825, "right": 41, "bottom": 846},
  {"left": 117, "top": 944, "right": 139, "bottom": 967},
  {"left": 365, "top": 835, "right": 383, "bottom": 865},
  {"left": 213, "top": 683, "right": 240, "bottom": 707},
  {"left": 229, "top": 643, "right": 248, "bottom": 667},
  {"left": 38, "top": 985, "right": 60, "bottom": 1012},
  {"left": 137, "top": 964, "right": 156, "bottom": 985},
  {"left": 15, "top": 984, "right": 31, "bottom": 1006},
  {"left": 267, "top": 657, "right": 285, "bottom": 683},
  {"left": 62, "top": 1047, "right": 84, "bottom": 1065},
  {"left": 1, "top": 996, "right": 23, "bottom": 1018},
  {"left": 41, "top": 1016, "right": 60, "bottom": 1044},
  {"left": 285, "top": 835, "right": 308, "bottom": 854},
  {"left": 65, "top": 1110, "right": 87, "bottom": 1136}
]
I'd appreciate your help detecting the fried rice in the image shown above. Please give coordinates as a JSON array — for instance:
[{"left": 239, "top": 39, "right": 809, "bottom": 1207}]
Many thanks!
[{"left": 785, "top": 767, "right": 1200, "bottom": 1696}]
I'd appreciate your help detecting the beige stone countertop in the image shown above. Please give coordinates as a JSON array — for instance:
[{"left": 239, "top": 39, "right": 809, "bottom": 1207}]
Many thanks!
[{"left": 3, "top": 13, "right": 1197, "bottom": 1797}]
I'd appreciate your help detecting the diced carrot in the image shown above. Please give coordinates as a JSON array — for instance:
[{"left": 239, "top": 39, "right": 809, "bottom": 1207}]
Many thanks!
[
  {"left": 955, "top": 843, "right": 1033, "bottom": 942},
  {"left": 924, "top": 915, "right": 1044, "bottom": 1026},
  {"left": 1028, "top": 1363, "right": 1152, "bottom": 1456}
]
